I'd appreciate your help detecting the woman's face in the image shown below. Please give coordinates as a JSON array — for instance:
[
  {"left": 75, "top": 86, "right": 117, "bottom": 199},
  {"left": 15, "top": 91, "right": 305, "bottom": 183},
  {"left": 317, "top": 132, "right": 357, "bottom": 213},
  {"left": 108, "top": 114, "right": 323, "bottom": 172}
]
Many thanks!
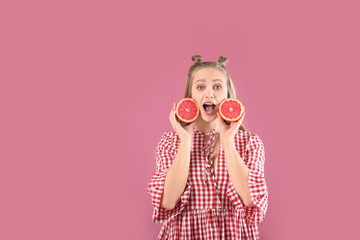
[{"left": 191, "top": 68, "right": 228, "bottom": 122}]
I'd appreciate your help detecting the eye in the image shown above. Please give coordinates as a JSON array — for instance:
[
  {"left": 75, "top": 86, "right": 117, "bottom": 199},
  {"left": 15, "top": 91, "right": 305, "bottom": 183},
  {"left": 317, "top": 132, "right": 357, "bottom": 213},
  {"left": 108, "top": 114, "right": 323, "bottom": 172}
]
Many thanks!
[
  {"left": 215, "top": 85, "right": 222, "bottom": 90},
  {"left": 197, "top": 85, "right": 204, "bottom": 90}
]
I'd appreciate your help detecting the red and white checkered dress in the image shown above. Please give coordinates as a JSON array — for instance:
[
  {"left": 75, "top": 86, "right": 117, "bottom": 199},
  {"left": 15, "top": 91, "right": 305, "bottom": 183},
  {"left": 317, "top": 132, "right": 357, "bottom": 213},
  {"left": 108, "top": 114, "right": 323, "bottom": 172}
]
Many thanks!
[{"left": 147, "top": 128, "right": 268, "bottom": 239}]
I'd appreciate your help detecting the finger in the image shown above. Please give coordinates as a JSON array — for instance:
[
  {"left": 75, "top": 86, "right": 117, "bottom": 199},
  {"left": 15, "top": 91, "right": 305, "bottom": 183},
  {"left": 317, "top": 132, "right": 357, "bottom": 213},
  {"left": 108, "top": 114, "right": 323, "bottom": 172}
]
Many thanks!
[
  {"left": 169, "top": 103, "right": 178, "bottom": 125},
  {"left": 169, "top": 110, "right": 175, "bottom": 126},
  {"left": 236, "top": 112, "right": 244, "bottom": 123},
  {"left": 171, "top": 114, "right": 182, "bottom": 131},
  {"left": 236, "top": 112, "right": 244, "bottom": 122},
  {"left": 236, "top": 112, "right": 245, "bottom": 127}
]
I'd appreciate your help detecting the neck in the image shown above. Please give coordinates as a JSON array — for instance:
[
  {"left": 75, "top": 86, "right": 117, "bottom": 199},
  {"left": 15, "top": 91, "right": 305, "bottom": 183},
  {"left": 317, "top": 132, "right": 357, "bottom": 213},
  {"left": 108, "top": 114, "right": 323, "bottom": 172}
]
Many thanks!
[{"left": 194, "top": 115, "right": 221, "bottom": 134}]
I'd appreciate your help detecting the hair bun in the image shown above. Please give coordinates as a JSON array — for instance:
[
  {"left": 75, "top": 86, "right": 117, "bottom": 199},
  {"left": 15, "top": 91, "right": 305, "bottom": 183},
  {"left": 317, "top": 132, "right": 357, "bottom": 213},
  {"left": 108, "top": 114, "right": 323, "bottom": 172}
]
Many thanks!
[
  {"left": 218, "top": 56, "right": 229, "bottom": 66},
  {"left": 192, "top": 55, "right": 202, "bottom": 63}
]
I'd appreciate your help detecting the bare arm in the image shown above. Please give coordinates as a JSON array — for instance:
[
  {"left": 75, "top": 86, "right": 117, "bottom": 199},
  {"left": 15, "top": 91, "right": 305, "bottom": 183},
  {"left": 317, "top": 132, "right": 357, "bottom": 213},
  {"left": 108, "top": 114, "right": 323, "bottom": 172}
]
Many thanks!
[
  {"left": 160, "top": 101, "right": 198, "bottom": 210},
  {"left": 160, "top": 136, "right": 192, "bottom": 210},
  {"left": 222, "top": 137, "right": 255, "bottom": 207}
]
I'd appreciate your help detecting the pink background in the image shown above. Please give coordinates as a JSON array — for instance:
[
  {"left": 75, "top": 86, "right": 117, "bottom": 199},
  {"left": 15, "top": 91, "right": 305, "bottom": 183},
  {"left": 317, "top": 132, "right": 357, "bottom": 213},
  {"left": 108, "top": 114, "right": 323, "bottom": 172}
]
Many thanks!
[{"left": 1, "top": 0, "right": 359, "bottom": 239}]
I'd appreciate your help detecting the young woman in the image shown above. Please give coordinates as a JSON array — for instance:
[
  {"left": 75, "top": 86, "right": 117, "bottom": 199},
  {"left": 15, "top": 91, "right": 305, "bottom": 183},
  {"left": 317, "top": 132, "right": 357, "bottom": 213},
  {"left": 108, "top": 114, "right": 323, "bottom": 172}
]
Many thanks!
[{"left": 147, "top": 55, "right": 268, "bottom": 239}]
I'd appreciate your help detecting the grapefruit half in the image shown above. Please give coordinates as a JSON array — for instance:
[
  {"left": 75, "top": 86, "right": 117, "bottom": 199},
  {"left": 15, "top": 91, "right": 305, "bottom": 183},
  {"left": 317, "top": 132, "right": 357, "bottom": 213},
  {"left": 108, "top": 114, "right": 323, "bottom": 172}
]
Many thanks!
[
  {"left": 219, "top": 98, "right": 245, "bottom": 122},
  {"left": 175, "top": 98, "right": 200, "bottom": 123}
]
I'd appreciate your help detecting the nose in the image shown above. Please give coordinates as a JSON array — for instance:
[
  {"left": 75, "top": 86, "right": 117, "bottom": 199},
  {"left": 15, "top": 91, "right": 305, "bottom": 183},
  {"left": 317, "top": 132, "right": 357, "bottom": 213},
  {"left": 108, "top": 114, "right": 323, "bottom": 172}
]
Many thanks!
[{"left": 205, "top": 89, "right": 214, "bottom": 99}]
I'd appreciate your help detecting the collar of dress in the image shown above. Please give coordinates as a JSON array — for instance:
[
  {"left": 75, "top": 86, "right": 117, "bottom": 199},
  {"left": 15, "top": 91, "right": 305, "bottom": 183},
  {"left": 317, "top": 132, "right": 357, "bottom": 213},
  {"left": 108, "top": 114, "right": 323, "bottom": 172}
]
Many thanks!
[{"left": 194, "top": 128, "right": 220, "bottom": 189}]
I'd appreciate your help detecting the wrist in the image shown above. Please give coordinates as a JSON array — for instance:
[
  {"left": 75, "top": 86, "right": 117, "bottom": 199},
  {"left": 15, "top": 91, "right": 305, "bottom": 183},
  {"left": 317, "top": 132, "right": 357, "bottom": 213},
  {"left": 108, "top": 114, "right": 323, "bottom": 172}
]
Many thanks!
[
  {"left": 222, "top": 135, "right": 234, "bottom": 145},
  {"left": 180, "top": 135, "right": 193, "bottom": 144}
]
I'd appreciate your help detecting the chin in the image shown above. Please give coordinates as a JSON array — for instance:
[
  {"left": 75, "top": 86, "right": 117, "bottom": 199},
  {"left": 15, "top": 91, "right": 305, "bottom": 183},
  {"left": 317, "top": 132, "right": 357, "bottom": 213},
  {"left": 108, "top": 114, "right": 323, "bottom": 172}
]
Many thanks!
[{"left": 201, "top": 115, "right": 216, "bottom": 122}]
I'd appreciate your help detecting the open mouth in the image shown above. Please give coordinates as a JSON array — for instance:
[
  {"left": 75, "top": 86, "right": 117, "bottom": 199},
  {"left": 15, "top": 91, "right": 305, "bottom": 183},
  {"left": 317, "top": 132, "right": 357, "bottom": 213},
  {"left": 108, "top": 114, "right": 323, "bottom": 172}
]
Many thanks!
[{"left": 203, "top": 103, "right": 216, "bottom": 114}]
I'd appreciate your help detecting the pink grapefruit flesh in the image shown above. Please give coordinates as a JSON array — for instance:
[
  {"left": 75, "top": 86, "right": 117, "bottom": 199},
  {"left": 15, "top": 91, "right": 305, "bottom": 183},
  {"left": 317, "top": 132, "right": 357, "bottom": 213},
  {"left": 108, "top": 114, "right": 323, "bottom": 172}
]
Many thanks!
[
  {"left": 175, "top": 98, "right": 200, "bottom": 123},
  {"left": 219, "top": 98, "right": 245, "bottom": 122}
]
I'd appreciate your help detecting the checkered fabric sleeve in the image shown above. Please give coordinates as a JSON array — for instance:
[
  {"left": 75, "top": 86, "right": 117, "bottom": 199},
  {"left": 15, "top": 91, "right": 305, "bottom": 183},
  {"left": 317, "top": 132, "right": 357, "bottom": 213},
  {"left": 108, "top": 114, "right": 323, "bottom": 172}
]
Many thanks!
[
  {"left": 226, "top": 133, "right": 268, "bottom": 226},
  {"left": 146, "top": 131, "right": 191, "bottom": 223}
]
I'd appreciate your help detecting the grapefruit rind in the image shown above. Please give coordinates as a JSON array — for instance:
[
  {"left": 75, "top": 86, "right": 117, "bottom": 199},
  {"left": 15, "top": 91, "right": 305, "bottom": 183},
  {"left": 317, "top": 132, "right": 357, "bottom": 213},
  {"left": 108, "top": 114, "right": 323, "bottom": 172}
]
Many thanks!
[
  {"left": 175, "top": 98, "right": 200, "bottom": 123},
  {"left": 219, "top": 98, "right": 245, "bottom": 122}
]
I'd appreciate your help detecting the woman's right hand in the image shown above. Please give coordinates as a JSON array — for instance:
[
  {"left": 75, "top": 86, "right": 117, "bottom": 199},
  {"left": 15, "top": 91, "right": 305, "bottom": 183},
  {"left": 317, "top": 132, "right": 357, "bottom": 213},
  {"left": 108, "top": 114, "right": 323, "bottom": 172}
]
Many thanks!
[{"left": 169, "top": 102, "right": 198, "bottom": 141}]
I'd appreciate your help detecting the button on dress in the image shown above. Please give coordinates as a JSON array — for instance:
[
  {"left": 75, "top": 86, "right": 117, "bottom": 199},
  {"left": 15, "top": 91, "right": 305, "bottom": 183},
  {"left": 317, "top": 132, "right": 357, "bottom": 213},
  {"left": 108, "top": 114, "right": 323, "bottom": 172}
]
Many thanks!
[{"left": 146, "top": 128, "right": 268, "bottom": 240}]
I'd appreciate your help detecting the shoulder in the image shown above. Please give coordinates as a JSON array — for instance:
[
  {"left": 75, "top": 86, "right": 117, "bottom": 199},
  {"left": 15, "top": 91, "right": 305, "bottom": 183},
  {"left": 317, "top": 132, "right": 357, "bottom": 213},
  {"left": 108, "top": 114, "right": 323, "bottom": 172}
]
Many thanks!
[
  {"left": 154, "top": 131, "right": 180, "bottom": 168},
  {"left": 156, "top": 131, "right": 180, "bottom": 150},
  {"left": 235, "top": 129, "right": 264, "bottom": 150},
  {"left": 234, "top": 129, "right": 253, "bottom": 143},
  {"left": 158, "top": 130, "right": 179, "bottom": 142},
  {"left": 159, "top": 130, "right": 175, "bottom": 140}
]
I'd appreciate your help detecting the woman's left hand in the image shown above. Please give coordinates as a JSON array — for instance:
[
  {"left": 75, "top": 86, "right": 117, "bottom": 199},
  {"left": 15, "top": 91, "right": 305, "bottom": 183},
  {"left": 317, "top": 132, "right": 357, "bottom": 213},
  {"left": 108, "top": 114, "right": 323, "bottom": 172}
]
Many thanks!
[{"left": 216, "top": 111, "right": 246, "bottom": 142}]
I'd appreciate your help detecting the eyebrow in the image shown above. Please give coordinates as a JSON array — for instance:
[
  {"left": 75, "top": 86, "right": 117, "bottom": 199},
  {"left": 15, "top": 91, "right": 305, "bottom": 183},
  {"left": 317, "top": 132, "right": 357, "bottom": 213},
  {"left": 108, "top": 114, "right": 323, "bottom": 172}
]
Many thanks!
[{"left": 195, "top": 79, "right": 223, "bottom": 83}]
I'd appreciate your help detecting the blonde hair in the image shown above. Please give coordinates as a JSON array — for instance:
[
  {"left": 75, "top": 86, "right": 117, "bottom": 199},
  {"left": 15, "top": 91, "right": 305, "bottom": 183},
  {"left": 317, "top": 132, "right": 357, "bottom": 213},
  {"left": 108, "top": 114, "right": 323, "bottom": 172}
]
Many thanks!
[{"left": 183, "top": 55, "right": 247, "bottom": 132}]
